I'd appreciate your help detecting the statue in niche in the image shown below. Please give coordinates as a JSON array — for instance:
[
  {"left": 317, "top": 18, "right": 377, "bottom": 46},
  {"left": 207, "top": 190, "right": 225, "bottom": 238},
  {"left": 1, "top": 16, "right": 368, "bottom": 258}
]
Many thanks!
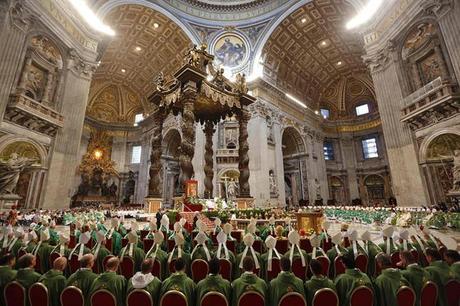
[
  {"left": 269, "top": 170, "right": 278, "bottom": 196},
  {"left": 227, "top": 180, "right": 238, "bottom": 200},
  {"left": 0, "top": 153, "right": 38, "bottom": 195},
  {"left": 123, "top": 171, "right": 136, "bottom": 203},
  {"left": 451, "top": 150, "right": 460, "bottom": 191},
  {"left": 266, "top": 116, "right": 274, "bottom": 143}
]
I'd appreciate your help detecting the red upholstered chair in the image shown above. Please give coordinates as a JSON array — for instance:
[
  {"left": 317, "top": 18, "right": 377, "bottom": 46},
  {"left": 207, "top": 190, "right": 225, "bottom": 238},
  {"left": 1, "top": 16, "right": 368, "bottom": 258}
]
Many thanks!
[
  {"left": 140, "top": 230, "right": 149, "bottom": 240},
  {"left": 86, "top": 239, "right": 94, "bottom": 249},
  {"left": 49, "top": 252, "right": 61, "bottom": 268},
  {"left": 29, "top": 282, "right": 48, "bottom": 306},
  {"left": 201, "top": 292, "right": 228, "bottom": 306},
  {"left": 322, "top": 238, "right": 332, "bottom": 252},
  {"left": 312, "top": 288, "right": 339, "bottom": 306},
  {"left": 334, "top": 256, "right": 346, "bottom": 277},
  {"left": 121, "top": 238, "right": 128, "bottom": 248},
  {"left": 167, "top": 240, "right": 175, "bottom": 252},
  {"left": 34, "top": 255, "right": 41, "bottom": 273},
  {"left": 253, "top": 240, "right": 262, "bottom": 253},
  {"left": 445, "top": 279, "right": 460, "bottom": 306},
  {"left": 168, "top": 259, "right": 177, "bottom": 273},
  {"left": 396, "top": 286, "right": 416, "bottom": 306},
  {"left": 5, "top": 281, "right": 26, "bottom": 306},
  {"left": 18, "top": 249, "right": 27, "bottom": 259},
  {"left": 126, "top": 289, "right": 153, "bottom": 306},
  {"left": 291, "top": 257, "right": 307, "bottom": 281},
  {"left": 105, "top": 238, "right": 112, "bottom": 253},
  {"left": 238, "top": 291, "right": 264, "bottom": 306},
  {"left": 439, "top": 246, "right": 447, "bottom": 259},
  {"left": 391, "top": 252, "right": 401, "bottom": 268},
  {"left": 143, "top": 239, "right": 154, "bottom": 252},
  {"left": 266, "top": 258, "right": 281, "bottom": 282},
  {"left": 421, "top": 281, "right": 437, "bottom": 306},
  {"left": 410, "top": 249, "right": 419, "bottom": 263},
  {"left": 160, "top": 291, "right": 187, "bottom": 306},
  {"left": 90, "top": 289, "right": 116, "bottom": 306},
  {"left": 60, "top": 286, "right": 84, "bottom": 306},
  {"left": 68, "top": 235, "right": 76, "bottom": 249},
  {"left": 219, "top": 259, "right": 232, "bottom": 281},
  {"left": 343, "top": 237, "right": 351, "bottom": 248},
  {"left": 300, "top": 239, "right": 313, "bottom": 253},
  {"left": 316, "top": 256, "right": 330, "bottom": 276},
  {"left": 68, "top": 254, "right": 80, "bottom": 274},
  {"left": 191, "top": 259, "right": 209, "bottom": 283},
  {"left": 276, "top": 240, "right": 289, "bottom": 254},
  {"left": 231, "top": 231, "right": 242, "bottom": 242},
  {"left": 278, "top": 292, "right": 306, "bottom": 306},
  {"left": 152, "top": 259, "right": 162, "bottom": 279},
  {"left": 355, "top": 254, "right": 368, "bottom": 273},
  {"left": 350, "top": 286, "right": 373, "bottom": 306},
  {"left": 226, "top": 240, "right": 236, "bottom": 253},
  {"left": 120, "top": 256, "right": 135, "bottom": 279}
]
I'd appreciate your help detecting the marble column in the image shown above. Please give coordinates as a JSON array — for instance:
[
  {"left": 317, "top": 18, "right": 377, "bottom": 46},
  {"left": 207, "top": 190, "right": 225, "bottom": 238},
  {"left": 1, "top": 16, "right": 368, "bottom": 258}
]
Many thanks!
[
  {"left": 237, "top": 107, "right": 251, "bottom": 198},
  {"left": 42, "top": 56, "right": 95, "bottom": 208},
  {"left": 148, "top": 110, "right": 165, "bottom": 197},
  {"left": 203, "top": 122, "right": 214, "bottom": 198}
]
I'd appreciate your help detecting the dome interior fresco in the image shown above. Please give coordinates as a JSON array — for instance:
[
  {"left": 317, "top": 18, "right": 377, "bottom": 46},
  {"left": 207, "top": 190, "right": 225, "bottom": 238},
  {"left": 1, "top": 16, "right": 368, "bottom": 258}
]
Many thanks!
[{"left": 262, "top": 0, "right": 367, "bottom": 106}]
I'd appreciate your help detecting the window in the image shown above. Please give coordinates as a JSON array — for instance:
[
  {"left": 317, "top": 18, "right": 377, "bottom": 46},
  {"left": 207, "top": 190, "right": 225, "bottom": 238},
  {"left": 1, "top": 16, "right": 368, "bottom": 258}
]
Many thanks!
[
  {"left": 355, "top": 104, "right": 369, "bottom": 116},
  {"left": 320, "top": 108, "right": 330, "bottom": 119},
  {"left": 323, "top": 141, "right": 334, "bottom": 160},
  {"left": 134, "top": 113, "right": 144, "bottom": 126},
  {"left": 131, "top": 146, "right": 142, "bottom": 164},
  {"left": 362, "top": 138, "right": 378, "bottom": 159}
]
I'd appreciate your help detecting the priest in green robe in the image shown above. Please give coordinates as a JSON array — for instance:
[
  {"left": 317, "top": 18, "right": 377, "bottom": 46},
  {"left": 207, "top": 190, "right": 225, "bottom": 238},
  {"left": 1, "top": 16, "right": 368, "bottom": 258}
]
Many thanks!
[
  {"left": 191, "top": 231, "right": 213, "bottom": 262},
  {"left": 260, "top": 235, "right": 282, "bottom": 281},
  {"left": 0, "top": 253, "right": 17, "bottom": 306},
  {"left": 69, "top": 231, "right": 92, "bottom": 261},
  {"left": 397, "top": 229, "right": 415, "bottom": 252},
  {"left": 235, "top": 233, "right": 261, "bottom": 278},
  {"left": 127, "top": 259, "right": 161, "bottom": 306},
  {"left": 327, "top": 232, "right": 348, "bottom": 278},
  {"left": 145, "top": 231, "right": 168, "bottom": 280},
  {"left": 106, "top": 218, "right": 123, "bottom": 255},
  {"left": 269, "top": 256, "right": 305, "bottom": 306},
  {"left": 24, "top": 229, "right": 38, "bottom": 254},
  {"left": 360, "top": 230, "right": 382, "bottom": 277},
  {"left": 399, "top": 250, "right": 430, "bottom": 306},
  {"left": 374, "top": 253, "right": 410, "bottom": 306},
  {"left": 215, "top": 230, "right": 236, "bottom": 268},
  {"left": 6, "top": 227, "right": 25, "bottom": 257},
  {"left": 305, "top": 258, "right": 336, "bottom": 306},
  {"left": 39, "top": 256, "right": 67, "bottom": 306},
  {"left": 167, "top": 232, "right": 191, "bottom": 273},
  {"left": 425, "top": 248, "right": 451, "bottom": 306},
  {"left": 285, "top": 230, "right": 308, "bottom": 266},
  {"left": 50, "top": 233, "right": 71, "bottom": 257},
  {"left": 231, "top": 256, "right": 268, "bottom": 306},
  {"left": 92, "top": 230, "right": 111, "bottom": 273},
  {"left": 195, "top": 257, "right": 231, "bottom": 305},
  {"left": 378, "top": 226, "right": 397, "bottom": 255},
  {"left": 48, "top": 220, "right": 60, "bottom": 246},
  {"left": 444, "top": 249, "right": 460, "bottom": 280},
  {"left": 89, "top": 257, "right": 127, "bottom": 306},
  {"left": 120, "top": 230, "right": 145, "bottom": 272},
  {"left": 334, "top": 253, "right": 373, "bottom": 306},
  {"left": 33, "top": 228, "right": 54, "bottom": 273},
  {"left": 66, "top": 254, "right": 98, "bottom": 304},
  {"left": 160, "top": 257, "right": 196, "bottom": 306},
  {"left": 16, "top": 254, "right": 42, "bottom": 290}
]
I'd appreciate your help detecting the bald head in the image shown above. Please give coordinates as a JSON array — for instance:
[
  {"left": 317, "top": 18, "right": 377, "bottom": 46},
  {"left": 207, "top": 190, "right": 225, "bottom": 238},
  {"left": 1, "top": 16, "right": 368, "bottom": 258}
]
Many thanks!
[
  {"left": 105, "top": 257, "right": 119, "bottom": 272},
  {"left": 53, "top": 257, "right": 67, "bottom": 271},
  {"left": 80, "top": 254, "right": 95, "bottom": 269}
]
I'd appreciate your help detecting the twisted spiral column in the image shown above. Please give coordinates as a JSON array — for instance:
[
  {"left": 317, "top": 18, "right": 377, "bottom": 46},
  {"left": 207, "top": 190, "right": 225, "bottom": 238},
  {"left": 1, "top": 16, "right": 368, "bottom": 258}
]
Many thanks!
[
  {"left": 148, "top": 110, "right": 165, "bottom": 197},
  {"left": 179, "top": 99, "right": 196, "bottom": 191},
  {"left": 203, "top": 121, "right": 215, "bottom": 198},
  {"left": 238, "top": 108, "right": 251, "bottom": 197}
]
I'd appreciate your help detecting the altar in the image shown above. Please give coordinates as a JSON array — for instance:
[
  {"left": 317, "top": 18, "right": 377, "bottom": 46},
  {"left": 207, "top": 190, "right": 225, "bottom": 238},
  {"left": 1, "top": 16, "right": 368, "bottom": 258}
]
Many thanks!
[{"left": 296, "top": 210, "right": 324, "bottom": 234}]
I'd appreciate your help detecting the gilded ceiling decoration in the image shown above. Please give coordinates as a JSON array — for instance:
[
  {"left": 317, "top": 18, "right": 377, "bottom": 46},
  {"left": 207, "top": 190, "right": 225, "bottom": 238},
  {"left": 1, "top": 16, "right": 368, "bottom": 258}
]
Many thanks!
[{"left": 262, "top": 0, "right": 366, "bottom": 105}]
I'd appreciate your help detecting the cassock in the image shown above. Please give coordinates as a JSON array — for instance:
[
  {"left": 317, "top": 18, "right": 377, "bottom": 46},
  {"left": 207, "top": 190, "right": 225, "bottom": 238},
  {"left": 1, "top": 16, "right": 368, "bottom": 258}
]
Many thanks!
[
  {"left": 374, "top": 268, "right": 410, "bottom": 306},
  {"left": 305, "top": 275, "right": 336, "bottom": 306},
  {"left": 66, "top": 268, "right": 98, "bottom": 304},
  {"left": 195, "top": 274, "right": 231, "bottom": 306},
  {"left": 425, "top": 260, "right": 451, "bottom": 306},
  {"left": 231, "top": 272, "right": 267, "bottom": 306},
  {"left": 89, "top": 271, "right": 127, "bottom": 306},
  {"left": 160, "top": 272, "right": 196, "bottom": 306},
  {"left": 401, "top": 263, "right": 431, "bottom": 306},
  {"left": 450, "top": 262, "right": 460, "bottom": 280},
  {"left": 334, "top": 268, "right": 373, "bottom": 306},
  {"left": 127, "top": 272, "right": 161, "bottom": 306},
  {"left": 0, "top": 266, "right": 16, "bottom": 306},
  {"left": 38, "top": 269, "right": 66, "bottom": 306},
  {"left": 269, "top": 271, "right": 305, "bottom": 306}
]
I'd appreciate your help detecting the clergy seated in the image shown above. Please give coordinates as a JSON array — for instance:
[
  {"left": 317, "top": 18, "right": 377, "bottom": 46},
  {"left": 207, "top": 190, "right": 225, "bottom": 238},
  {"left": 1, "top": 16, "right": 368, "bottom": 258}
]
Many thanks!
[
  {"left": 89, "top": 257, "right": 127, "bottom": 306},
  {"left": 195, "top": 257, "right": 231, "bottom": 306},
  {"left": 191, "top": 232, "right": 213, "bottom": 262},
  {"left": 127, "top": 259, "right": 161, "bottom": 306},
  {"left": 120, "top": 231, "right": 145, "bottom": 273},
  {"left": 16, "top": 254, "right": 42, "bottom": 290},
  {"left": 425, "top": 248, "right": 452, "bottom": 306},
  {"left": 66, "top": 254, "right": 98, "bottom": 303},
  {"left": 38, "top": 257, "right": 67, "bottom": 306},
  {"left": 326, "top": 233, "right": 348, "bottom": 278},
  {"left": 399, "top": 251, "right": 431, "bottom": 306},
  {"left": 334, "top": 253, "right": 373, "bottom": 306},
  {"left": 269, "top": 256, "right": 305, "bottom": 306},
  {"left": 374, "top": 253, "right": 410, "bottom": 306},
  {"left": 360, "top": 231, "right": 382, "bottom": 277},
  {"left": 92, "top": 231, "right": 112, "bottom": 273},
  {"left": 33, "top": 229, "right": 54, "bottom": 273},
  {"left": 8, "top": 228, "right": 25, "bottom": 257},
  {"left": 0, "top": 253, "right": 17, "bottom": 306},
  {"left": 305, "top": 258, "right": 336, "bottom": 306},
  {"left": 160, "top": 257, "right": 196, "bottom": 306},
  {"left": 444, "top": 249, "right": 460, "bottom": 280},
  {"left": 235, "top": 233, "right": 261, "bottom": 278},
  {"left": 231, "top": 256, "right": 267, "bottom": 306},
  {"left": 145, "top": 231, "right": 168, "bottom": 280}
]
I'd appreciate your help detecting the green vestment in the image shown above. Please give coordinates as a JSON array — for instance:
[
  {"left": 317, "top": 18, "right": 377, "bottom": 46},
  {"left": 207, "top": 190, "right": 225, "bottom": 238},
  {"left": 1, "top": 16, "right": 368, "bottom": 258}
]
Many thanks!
[
  {"left": 450, "top": 262, "right": 460, "bottom": 280},
  {"left": 374, "top": 268, "right": 410, "bottom": 306},
  {"left": 49, "top": 229, "right": 59, "bottom": 246},
  {"left": 89, "top": 271, "right": 127, "bottom": 306},
  {"left": 120, "top": 244, "right": 145, "bottom": 272},
  {"left": 334, "top": 268, "right": 373, "bottom": 306},
  {"left": 16, "top": 268, "right": 41, "bottom": 289},
  {"left": 269, "top": 271, "right": 305, "bottom": 306},
  {"left": 35, "top": 242, "right": 54, "bottom": 273},
  {"left": 127, "top": 274, "right": 161, "bottom": 306},
  {"left": 327, "top": 245, "right": 348, "bottom": 278},
  {"left": 191, "top": 245, "right": 213, "bottom": 261},
  {"left": 39, "top": 269, "right": 66, "bottom": 306},
  {"left": 305, "top": 275, "right": 336, "bottom": 306},
  {"left": 235, "top": 251, "right": 261, "bottom": 279},
  {"left": 425, "top": 260, "right": 451, "bottom": 306},
  {"left": 93, "top": 245, "right": 111, "bottom": 273},
  {"left": 145, "top": 246, "right": 168, "bottom": 280},
  {"left": 260, "top": 251, "right": 282, "bottom": 281},
  {"left": 109, "top": 231, "right": 123, "bottom": 256},
  {"left": 231, "top": 272, "right": 268, "bottom": 306},
  {"left": 362, "top": 241, "right": 382, "bottom": 277},
  {"left": 160, "top": 272, "right": 196, "bottom": 306},
  {"left": 401, "top": 263, "right": 431, "bottom": 306},
  {"left": 0, "top": 266, "right": 17, "bottom": 306},
  {"left": 195, "top": 274, "right": 231, "bottom": 306},
  {"left": 66, "top": 268, "right": 98, "bottom": 305},
  {"left": 378, "top": 238, "right": 397, "bottom": 255}
]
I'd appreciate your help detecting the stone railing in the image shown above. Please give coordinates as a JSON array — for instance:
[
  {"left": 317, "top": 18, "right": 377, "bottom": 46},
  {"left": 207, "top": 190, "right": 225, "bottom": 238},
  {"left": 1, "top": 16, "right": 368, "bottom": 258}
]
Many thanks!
[
  {"left": 403, "top": 77, "right": 443, "bottom": 107},
  {"left": 216, "top": 148, "right": 239, "bottom": 156}
]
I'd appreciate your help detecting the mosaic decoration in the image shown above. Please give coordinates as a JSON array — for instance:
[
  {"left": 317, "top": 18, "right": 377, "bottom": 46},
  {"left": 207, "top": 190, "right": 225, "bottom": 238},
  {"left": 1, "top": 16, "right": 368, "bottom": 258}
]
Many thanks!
[{"left": 212, "top": 33, "right": 248, "bottom": 69}]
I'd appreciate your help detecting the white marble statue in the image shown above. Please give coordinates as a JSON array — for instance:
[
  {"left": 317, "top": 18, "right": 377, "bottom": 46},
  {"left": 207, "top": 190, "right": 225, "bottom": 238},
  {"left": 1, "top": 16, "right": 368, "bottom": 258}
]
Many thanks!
[
  {"left": 269, "top": 171, "right": 278, "bottom": 195},
  {"left": 452, "top": 150, "right": 460, "bottom": 191},
  {"left": 227, "top": 180, "right": 238, "bottom": 200},
  {"left": 0, "top": 153, "right": 37, "bottom": 195}
]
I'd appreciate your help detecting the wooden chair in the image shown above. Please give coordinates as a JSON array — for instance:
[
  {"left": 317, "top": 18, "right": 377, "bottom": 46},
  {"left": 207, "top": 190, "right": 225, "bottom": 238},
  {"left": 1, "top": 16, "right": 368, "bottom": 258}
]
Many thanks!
[
  {"left": 421, "top": 281, "right": 437, "bottom": 306},
  {"left": 29, "top": 283, "right": 48, "bottom": 306},
  {"left": 5, "top": 281, "right": 26, "bottom": 306},
  {"left": 238, "top": 291, "right": 264, "bottom": 306},
  {"left": 312, "top": 288, "right": 339, "bottom": 306},
  {"left": 120, "top": 256, "right": 135, "bottom": 279},
  {"left": 445, "top": 279, "right": 460, "bottom": 306},
  {"left": 350, "top": 286, "right": 373, "bottom": 306},
  {"left": 334, "top": 256, "right": 346, "bottom": 277},
  {"left": 265, "top": 257, "right": 281, "bottom": 282},
  {"left": 191, "top": 259, "right": 209, "bottom": 283},
  {"left": 90, "top": 289, "right": 116, "bottom": 306},
  {"left": 60, "top": 286, "right": 84, "bottom": 306},
  {"left": 355, "top": 254, "right": 368, "bottom": 273},
  {"left": 126, "top": 289, "right": 153, "bottom": 306},
  {"left": 219, "top": 258, "right": 232, "bottom": 281},
  {"left": 396, "top": 286, "right": 416, "bottom": 306},
  {"left": 201, "top": 292, "right": 228, "bottom": 306},
  {"left": 278, "top": 292, "right": 306, "bottom": 306},
  {"left": 160, "top": 290, "right": 187, "bottom": 306}
]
